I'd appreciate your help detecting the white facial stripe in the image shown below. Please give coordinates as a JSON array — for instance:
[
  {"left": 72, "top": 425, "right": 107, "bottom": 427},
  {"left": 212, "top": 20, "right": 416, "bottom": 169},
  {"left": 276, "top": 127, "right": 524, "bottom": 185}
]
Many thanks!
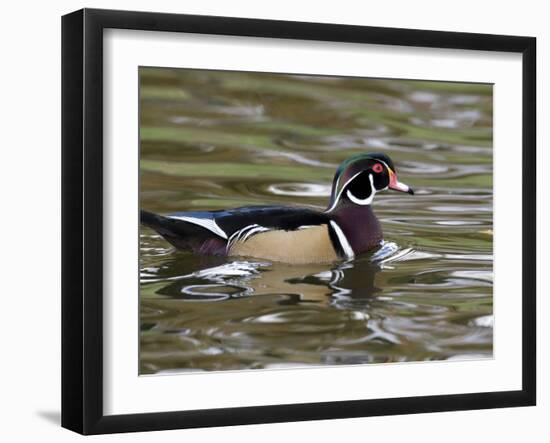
[
  {"left": 329, "top": 220, "right": 355, "bottom": 260},
  {"left": 346, "top": 173, "right": 376, "bottom": 206},
  {"left": 168, "top": 215, "right": 228, "bottom": 239},
  {"left": 326, "top": 171, "right": 363, "bottom": 213},
  {"left": 377, "top": 159, "right": 391, "bottom": 171}
]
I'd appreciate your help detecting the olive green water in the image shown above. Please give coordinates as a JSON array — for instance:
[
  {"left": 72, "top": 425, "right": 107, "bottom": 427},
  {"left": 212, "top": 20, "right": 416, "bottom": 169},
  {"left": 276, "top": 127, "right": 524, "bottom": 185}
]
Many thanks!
[{"left": 139, "top": 67, "right": 493, "bottom": 374}]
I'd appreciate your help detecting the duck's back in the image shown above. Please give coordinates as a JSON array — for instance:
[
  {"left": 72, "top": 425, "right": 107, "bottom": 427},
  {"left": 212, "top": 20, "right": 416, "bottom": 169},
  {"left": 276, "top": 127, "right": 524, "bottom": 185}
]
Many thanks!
[{"left": 168, "top": 205, "right": 330, "bottom": 234}]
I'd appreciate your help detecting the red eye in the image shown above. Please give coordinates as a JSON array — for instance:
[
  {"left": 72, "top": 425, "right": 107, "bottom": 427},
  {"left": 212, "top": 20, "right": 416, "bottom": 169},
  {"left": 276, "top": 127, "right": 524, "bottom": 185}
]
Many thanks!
[{"left": 373, "top": 163, "right": 383, "bottom": 173}]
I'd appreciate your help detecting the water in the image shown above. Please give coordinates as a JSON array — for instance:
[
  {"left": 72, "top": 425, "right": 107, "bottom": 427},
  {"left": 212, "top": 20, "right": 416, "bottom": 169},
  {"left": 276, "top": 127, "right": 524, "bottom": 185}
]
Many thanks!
[{"left": 139, "top": 68, "right": 493, "bottom": 374}]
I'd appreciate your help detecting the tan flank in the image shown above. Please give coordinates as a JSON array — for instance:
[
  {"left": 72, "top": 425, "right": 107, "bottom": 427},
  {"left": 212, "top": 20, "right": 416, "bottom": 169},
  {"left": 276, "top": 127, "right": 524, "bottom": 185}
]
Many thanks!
[{"left": 229, "top": 225, "right": 339, "bottom": 264}]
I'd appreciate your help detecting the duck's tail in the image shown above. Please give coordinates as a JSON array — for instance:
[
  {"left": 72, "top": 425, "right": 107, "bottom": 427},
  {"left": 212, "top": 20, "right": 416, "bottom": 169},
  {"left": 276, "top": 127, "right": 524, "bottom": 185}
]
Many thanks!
[
  {"left": 140, "top": 209, "right": 166, "bottom": 230},
  {"left": 140, "top": 210, "right": 184, "bottom": 241},
  {"left": 140, "top": 210, "right": 227, "bottom": 255}
]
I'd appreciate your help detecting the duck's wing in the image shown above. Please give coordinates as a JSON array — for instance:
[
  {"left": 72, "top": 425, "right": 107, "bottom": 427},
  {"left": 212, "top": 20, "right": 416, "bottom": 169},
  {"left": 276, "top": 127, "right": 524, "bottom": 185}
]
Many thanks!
[{"left": 141, "top": 206, "right": 331, "bottom": 255}]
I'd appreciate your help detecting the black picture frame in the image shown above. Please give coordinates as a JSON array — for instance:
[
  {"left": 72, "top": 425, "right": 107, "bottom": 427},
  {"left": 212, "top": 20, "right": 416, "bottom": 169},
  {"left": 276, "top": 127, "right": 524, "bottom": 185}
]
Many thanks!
[{"left": 61, "top": 8, "right": 536, "bottom": 435}]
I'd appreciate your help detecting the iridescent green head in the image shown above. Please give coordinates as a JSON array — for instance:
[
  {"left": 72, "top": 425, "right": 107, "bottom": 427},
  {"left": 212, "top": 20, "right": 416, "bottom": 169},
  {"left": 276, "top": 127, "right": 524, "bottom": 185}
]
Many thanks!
[{"left": 326, "top": 152, "right": 414, "bottom": 211}]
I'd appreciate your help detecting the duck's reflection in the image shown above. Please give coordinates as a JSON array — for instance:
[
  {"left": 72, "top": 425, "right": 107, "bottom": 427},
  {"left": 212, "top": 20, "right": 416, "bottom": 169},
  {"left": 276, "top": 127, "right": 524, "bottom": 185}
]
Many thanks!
[{"left": 150, "top": 253, "right": 382, "bottom": 305}]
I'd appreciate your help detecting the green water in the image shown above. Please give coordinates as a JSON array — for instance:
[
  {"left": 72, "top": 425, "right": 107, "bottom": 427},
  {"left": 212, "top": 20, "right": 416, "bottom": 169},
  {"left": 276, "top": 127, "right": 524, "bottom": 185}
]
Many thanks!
[{"left": 139, "top": 68, "right": 493, "bottom": 374}]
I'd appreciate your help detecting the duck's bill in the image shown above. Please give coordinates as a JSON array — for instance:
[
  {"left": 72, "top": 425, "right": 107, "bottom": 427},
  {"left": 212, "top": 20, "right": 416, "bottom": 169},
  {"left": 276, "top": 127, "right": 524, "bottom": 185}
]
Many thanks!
[{"left": 389, "top": 171, "right": 414, "bottom": 195}]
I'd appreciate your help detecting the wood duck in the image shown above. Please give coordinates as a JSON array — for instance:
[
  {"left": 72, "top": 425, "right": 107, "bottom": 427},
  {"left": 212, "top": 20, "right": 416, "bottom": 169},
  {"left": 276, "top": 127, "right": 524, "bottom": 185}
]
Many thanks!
[{"left": 141, "top": 152, "right": 414, "bottom": 264}]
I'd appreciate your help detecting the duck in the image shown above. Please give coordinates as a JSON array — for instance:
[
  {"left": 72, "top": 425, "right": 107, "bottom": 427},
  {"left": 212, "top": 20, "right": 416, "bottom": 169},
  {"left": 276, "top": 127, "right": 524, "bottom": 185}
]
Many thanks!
[{"left": 140, "top": 152, "right": 414, "bottom": 264}]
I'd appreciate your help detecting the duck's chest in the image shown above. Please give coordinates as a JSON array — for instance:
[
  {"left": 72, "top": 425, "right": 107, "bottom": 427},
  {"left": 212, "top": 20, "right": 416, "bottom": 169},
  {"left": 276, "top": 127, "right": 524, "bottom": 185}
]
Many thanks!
[{"left": 331, "top": 205, "right": 383, "bottom": 255}]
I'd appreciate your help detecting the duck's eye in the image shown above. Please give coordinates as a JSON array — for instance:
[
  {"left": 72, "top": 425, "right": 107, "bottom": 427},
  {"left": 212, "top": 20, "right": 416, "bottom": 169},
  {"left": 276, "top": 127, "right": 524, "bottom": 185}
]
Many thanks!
[{"left": 372, "top": 163, "right": 383, "bottom": 173}]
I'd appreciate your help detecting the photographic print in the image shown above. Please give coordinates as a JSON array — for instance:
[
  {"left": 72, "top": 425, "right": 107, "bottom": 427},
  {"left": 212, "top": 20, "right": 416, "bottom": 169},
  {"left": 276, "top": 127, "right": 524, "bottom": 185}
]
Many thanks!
[
  {"left": 139, "top": 67, "right": 493, "bottom": 375},
  {"left": 62, "top": 10, "right": 536, "bottom": 433}
]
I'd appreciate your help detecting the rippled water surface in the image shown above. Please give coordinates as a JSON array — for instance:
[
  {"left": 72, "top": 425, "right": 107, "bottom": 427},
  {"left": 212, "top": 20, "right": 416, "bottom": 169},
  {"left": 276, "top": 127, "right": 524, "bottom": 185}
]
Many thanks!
[{"left": 139, "top": 68, "right": 493, "bottom": 374}]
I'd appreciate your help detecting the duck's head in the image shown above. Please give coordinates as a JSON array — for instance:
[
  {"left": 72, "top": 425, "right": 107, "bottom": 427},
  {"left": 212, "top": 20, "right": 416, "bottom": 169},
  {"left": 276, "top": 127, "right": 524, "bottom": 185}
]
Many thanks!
[{"left": 326, "top": 152, "right": 414, "bottom": 212}]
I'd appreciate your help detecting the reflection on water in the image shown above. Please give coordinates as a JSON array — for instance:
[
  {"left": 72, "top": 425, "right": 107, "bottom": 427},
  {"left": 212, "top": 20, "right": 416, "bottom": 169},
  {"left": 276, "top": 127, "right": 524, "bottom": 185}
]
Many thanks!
[{"left": 139, "top": 68, "right": 493, "bottom": 374}]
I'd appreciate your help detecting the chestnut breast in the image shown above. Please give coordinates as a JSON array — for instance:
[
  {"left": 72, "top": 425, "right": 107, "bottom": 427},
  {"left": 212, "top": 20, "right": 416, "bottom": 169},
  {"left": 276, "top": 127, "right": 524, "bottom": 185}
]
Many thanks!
[{"left": 331, "top": 204, "right": 382, "bottom": 255}]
